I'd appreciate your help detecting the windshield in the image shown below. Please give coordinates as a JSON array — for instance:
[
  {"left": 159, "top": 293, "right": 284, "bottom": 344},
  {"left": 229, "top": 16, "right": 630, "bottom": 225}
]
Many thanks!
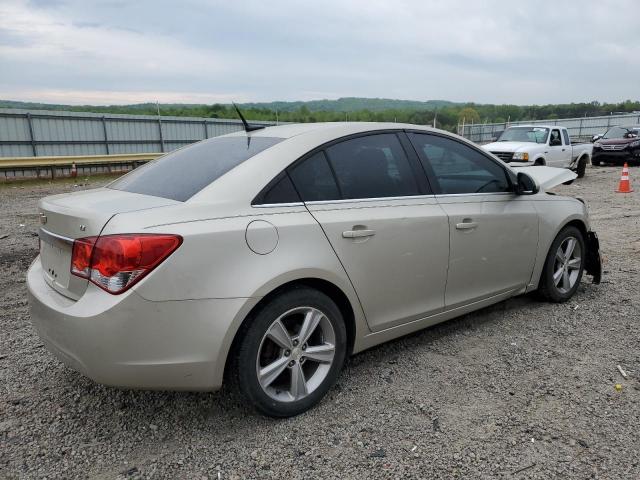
[
  {"left": 603, "top": 126, "right": 640, "bottom": 139},
  {"left": 109, "top": 136, "right": 283, "bottom": 201},
  {"left": 498, "top": 127, "right": 549, "bottom": 144}
]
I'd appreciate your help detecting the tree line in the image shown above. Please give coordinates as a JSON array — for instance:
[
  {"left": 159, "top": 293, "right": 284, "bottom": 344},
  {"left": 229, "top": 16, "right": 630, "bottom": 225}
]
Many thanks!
[{"left": 2, "top": 98, "right": 639, "bottom": 133}]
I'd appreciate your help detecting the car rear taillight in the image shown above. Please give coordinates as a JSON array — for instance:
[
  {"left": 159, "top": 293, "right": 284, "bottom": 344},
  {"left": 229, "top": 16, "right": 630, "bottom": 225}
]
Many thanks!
[{"left": 70, "top": 234, "right": 182, "bottom": 294}]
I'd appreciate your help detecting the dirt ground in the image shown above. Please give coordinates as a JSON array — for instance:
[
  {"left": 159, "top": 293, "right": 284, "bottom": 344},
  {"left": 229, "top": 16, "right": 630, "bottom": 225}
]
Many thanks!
[{"left": 0, "top": 166, "right": 639, "bottom": 479}]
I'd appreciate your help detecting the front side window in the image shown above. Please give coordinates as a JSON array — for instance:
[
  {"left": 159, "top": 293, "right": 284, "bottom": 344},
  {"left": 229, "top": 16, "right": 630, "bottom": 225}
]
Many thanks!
[
  {"left": 549, "top": 129, "right": 562, "bottom": 146},
  {"left": 324, "top": 133, "right": 420, "bottom": 200},
  {"left": 110, "top": 136, "right": 283, "bottom": 202},
  {"left": 408, "top": 133, "right": 511, "bottom": 195}
]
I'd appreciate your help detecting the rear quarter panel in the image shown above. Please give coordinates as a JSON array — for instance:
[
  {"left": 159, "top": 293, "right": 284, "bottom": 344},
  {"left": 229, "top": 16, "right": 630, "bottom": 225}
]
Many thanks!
[
  {"left": 102, "top": 206, "right": 359, "bottom": 302},
  {"left": 101, "top": 204, "right": 370, "bottom": 379}
]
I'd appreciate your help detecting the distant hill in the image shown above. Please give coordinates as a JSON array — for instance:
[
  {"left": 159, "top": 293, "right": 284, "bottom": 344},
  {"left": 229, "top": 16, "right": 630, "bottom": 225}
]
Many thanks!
[
  {"left": 0, "top": 97, "right": 459, "bottom": 114},
  {"left": 240, "top": 97, "right": 459, "bottom": 112}
]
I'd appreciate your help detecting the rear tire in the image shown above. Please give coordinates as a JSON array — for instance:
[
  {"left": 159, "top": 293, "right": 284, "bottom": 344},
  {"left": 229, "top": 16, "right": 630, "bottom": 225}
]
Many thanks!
[
  {"left": 538, "top": 226, "right": 585, "bottom": 303},
  {"left": 233, "top": 287, "right": 347, "bottom": 417},
  {"left": 576, "top": 157, "right": 587, "bottom": 178}
]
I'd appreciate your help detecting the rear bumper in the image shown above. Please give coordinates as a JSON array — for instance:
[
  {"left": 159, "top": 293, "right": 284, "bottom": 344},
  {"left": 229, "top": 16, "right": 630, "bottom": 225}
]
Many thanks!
[{"left": 27, "top": 256, "right": 255, "bottom": 391}]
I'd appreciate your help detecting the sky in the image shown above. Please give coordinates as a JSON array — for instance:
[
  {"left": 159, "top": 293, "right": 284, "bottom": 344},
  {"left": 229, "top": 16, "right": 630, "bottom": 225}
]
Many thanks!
[{"left": 0, "top": 0, "right": 638, "bottom": 106}]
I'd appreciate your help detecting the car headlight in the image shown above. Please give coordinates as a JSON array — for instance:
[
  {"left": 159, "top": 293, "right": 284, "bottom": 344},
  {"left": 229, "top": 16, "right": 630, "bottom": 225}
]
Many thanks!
[
  {"left": 630, "top": 140, "right": 640, "bottom": 148},
  {"left": 512, "top": 152, "right": 529, "bottom": 161}
]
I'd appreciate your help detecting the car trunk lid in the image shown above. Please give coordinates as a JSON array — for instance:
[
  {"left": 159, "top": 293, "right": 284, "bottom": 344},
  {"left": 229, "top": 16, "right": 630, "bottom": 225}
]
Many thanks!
[{"left": 38, "top": 188, "right": 179, "bottom": 300}]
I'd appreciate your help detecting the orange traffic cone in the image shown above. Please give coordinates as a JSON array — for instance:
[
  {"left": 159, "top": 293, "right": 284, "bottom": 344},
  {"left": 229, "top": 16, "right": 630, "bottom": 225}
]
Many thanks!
[
  {"left": 616, "top": 163, "right": 633, "bottom": 193},
  {"left": 70, "top": 162, "right": 77, "bottom": 178}
]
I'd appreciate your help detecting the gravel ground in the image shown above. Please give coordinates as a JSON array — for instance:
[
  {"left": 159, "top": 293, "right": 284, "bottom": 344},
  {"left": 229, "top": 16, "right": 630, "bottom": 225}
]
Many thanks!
[{"left": 1, "top": 167, "right": 639, "bottom": 479}]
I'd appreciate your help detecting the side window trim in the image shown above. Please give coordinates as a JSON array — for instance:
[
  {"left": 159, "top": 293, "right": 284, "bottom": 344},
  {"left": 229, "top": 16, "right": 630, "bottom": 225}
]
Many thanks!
[
  {"left": 254, "top": 129, "right": 444, "bottom": 206},
  {"left": 399, "top": 131, "right": 439, "bottom": 194},
  {"left": 397, "top": 132, "right": 433, "bottom": 195},
  {"left": 405, "top": 130, "right": 515, "bottom": 196},
  {"left": 292, "top": 130, "right": 432, "bottom": 204}
]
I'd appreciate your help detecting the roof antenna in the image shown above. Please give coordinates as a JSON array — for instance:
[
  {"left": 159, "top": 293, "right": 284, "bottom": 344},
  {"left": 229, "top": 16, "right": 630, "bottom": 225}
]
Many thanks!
[{"left": 233, "top": 103, "right": 265, "bottom": 132}]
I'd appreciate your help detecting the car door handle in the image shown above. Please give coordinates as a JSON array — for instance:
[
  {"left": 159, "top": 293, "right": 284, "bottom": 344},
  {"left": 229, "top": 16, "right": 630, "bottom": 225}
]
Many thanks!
[
  {"left": 456, "top": 221, "right": 478, "bottom": 230},
  {"left": 342, "top": 229, "right": 376, "bottom": 238}
]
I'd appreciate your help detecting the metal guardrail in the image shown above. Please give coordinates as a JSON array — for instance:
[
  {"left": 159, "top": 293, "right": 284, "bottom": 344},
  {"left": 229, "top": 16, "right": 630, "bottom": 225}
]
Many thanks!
[
  {"left": 0, "top": 152, "right": 161, "bottom": 168},
  {"left": 0, "top": 152, "right": 164, "bottom": 180}
]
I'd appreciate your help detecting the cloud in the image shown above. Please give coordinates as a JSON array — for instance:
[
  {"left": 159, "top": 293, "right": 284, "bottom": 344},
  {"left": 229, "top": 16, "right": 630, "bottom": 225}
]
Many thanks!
[{"left": 0, "top": 0, "right": 638, "bottom": 105}]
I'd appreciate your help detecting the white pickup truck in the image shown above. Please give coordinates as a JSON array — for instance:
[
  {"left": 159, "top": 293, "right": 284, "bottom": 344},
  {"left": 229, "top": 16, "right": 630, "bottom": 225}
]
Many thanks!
[{"left": 482, "top": 125, "right": 593, "bottom": 178}]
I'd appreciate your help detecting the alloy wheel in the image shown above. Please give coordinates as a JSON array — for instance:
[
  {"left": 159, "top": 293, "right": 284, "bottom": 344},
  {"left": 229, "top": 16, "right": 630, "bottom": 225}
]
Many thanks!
[
  {"left": 553, "top": 236, "right": 582, "bottom": 294},
  {"left": 256, "top": 307, "right": 336, "bottom": 402}
]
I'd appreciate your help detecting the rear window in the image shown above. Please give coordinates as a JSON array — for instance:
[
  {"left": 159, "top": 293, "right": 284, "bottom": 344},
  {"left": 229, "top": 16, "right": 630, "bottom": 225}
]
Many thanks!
[{"left": 109, "top": 136, "right": 283, "bottom": 201}]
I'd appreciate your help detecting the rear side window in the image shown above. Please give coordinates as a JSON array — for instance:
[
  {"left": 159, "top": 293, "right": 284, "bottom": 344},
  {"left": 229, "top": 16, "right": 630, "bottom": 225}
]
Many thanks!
[
  {"left": 289, "top": 151, "right": 341, "bottom": 201},
  {"left": 256, "top": 173, "right": 300, "bottom": 204},
  {"left": 324, "top": 134, "right": 420, "bottom": 199},
  {"left": 409, "top": 133, "right": 511, "bottom": 194},
  {"left": 110, "top": 136, "right": 283, "bottom": 202},
  {"left": 562, "top": 130, "right": 571, "bottom": 145}
]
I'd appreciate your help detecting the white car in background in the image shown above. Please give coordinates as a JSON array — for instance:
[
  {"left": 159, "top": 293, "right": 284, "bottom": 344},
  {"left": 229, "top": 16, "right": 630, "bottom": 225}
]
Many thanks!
[
  {"left": 482, "top": 126, "right": 593, "bottom": 178},
  {"left": 27, "top": 122, "right": 602, "bottom": 417}
]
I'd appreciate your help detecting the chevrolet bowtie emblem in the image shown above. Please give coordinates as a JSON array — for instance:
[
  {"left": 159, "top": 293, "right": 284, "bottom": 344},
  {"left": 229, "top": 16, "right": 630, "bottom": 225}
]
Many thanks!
[{"left": 40, "top": 213, "right": 47, "bottom": 225}]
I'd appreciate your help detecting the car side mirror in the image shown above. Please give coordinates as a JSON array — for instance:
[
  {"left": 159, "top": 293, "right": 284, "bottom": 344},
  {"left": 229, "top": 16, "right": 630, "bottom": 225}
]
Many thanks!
[
  {"left": 516, "top": 172, "right": 538, "bottom": 195},
  {"left": 591, "top": 134, "right": 603, "bottom": 143}
]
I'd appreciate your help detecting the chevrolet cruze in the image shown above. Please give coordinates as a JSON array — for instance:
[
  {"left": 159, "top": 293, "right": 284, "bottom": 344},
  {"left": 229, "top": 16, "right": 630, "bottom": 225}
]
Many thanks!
[{"left": 27, "top": 122, "right": 601, "bottom": 417}]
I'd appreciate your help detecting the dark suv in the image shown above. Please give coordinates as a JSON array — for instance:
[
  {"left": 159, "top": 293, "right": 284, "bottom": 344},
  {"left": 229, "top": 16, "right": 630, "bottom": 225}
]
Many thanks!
[{"left": 592, "top": 125, "right": 640, "bottom": 166}]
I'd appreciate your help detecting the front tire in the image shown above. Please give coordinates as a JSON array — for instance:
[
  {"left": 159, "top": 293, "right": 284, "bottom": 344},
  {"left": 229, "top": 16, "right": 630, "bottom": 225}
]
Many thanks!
[
  {"left": 234, "top": 287, "right": 347, "bottom": 417},
  {"left": 538, "top": 226, "right": 585, "bottom": 302}
]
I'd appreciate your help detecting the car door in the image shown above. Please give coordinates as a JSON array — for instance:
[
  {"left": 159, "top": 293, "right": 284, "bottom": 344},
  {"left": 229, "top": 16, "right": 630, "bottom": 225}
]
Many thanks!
[
  {"left": 561, "top": 129, "right": 574, "bottom": 166},
  {"left": 407, "top": 132, "right": 539, "bottom": 308},
  {"left": 288, "top": 132, "right": 450, "bottom": 332},
  {"left": 547, "top": 128, "right": 567, "bottom": 167}
]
